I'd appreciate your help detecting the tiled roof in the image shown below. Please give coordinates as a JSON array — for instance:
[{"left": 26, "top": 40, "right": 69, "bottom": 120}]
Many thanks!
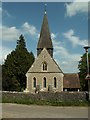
[{"left": 63, "top": 73, "right": 80, "bottom": 88}]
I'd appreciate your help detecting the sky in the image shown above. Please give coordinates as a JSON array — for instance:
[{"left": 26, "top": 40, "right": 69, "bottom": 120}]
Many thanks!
[{"left": 1, "top": 2, "right": 89, "bottom": 73}]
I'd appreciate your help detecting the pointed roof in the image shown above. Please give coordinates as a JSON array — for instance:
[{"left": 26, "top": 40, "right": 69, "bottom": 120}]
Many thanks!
[
  {"left": 37, "top": 12, "right": 53, "bottom": 49},
  {"left": 27, "top": 48, "right": 63, "bottom": 73}
]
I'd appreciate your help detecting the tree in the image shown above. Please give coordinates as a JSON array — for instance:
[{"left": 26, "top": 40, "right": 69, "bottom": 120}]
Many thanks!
[
  {"left": 78, "top": 53, "right": 90, "bottom": 91},
  {"left": 0, "top": 65, "right": 2, "bottom": 90},
  {"left": 2, "top": 35, "right": 35, "bottom": 91}
]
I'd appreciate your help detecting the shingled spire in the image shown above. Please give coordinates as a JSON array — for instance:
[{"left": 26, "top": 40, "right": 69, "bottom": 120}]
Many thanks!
[{"left": 37, "top": 5, "right": 53, "bottom": 57}]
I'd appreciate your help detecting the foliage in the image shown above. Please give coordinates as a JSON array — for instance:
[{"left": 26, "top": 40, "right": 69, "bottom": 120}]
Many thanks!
[
  {"left": 2, "top": 92, "right": 89, "bottom": 106},
  {"left": 0, "top": 64, "right": 2, "bottom": 90},
  {"left": 2, "top": 35, "right": 35, "bottom": 91},
  {"left": 78, "top": 53, "right": 90, "bottom": 91}
]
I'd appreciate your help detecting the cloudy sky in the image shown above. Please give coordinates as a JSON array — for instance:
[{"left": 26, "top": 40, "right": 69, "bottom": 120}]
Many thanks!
[{"left": 1, "top": 2, "right": 89, "bottom": 73}]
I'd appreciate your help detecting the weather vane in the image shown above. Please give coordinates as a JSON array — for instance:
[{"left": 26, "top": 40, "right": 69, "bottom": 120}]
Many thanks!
[{"left": 45, "top": 3, "right": 47, "bottom": 14}]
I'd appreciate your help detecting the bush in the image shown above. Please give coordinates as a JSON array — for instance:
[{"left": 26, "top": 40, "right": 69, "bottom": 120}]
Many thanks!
[{"left": 2, "top": 92, "right": 90, "bottom": 106}]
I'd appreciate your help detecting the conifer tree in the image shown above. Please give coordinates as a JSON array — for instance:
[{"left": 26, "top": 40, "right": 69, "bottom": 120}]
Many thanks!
[{"left": 2, "top": 35, "right": 35, "bottom": 91}]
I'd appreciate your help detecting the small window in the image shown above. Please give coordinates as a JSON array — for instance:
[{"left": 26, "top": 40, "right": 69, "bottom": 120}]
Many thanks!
[
  {"left": 42, "top": 62, "right": 47, "bottom": 71},
  {"left": 33, "top": 77, "right": 36, "bottom": 88},
  {"left": 54, "top": 77, "right": 57, "bottom": 88},
  {"left": 43, "top": 77, "right": 46, "bottom": 88}
]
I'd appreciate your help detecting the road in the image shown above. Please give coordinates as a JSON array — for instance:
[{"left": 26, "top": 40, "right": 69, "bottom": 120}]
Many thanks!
[{"left": 1, "top": 103, "right": 89, "bottom": 119}]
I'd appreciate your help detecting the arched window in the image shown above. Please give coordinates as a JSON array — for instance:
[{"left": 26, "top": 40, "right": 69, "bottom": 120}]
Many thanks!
[
  {"left": 33, "top": 77, "right": 36, "bottom": 88},
  {"left": 43, "top": 77, "right": 46, "bottom": 88},
  {"left": 54, "top": 77, "right": 57, "bottom": 88},
  {"left": 42, "top": 62, "right": 47, "bottom": 71}
]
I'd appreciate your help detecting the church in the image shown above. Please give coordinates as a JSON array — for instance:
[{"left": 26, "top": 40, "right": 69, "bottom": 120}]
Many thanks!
[{"left": 25, "top": 8, "right": 80, "bottom": 93}]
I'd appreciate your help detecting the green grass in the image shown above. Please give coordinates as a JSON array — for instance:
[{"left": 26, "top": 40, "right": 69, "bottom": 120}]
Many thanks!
[{"left": 2, "top": 95, "right": 90, "bottom": 106}]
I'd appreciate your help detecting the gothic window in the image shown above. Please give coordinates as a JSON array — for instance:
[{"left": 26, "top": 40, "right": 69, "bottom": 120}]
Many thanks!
[
  {"left": 33, "top": 77, "right": 36, "bottom": 88},
  {"left": 54, "top": 77, "right": 57, "bottom": 88},
  {"left": 42, "top": 62, "right": 47, "bottom": 71},
  {"left": 43, "top": 77, "right": 46, "bottom": 88}
]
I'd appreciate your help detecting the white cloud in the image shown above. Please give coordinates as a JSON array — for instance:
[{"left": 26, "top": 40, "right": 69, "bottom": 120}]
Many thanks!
[
  {"left": 52, "top": 37, "right": 69, "bottom": 57},
  {"left": 54, "top": 45, "right": 69, "bottom": 56},
  {"left": 65, "top": 2, "right": 88, "bottom": 17},
  {"left": 51, "top": 33, "right": 57, "bottom": 40},
  {"left": 2, "top": 26, "right": 21, "bottom": 41},
  {"left": 1, "top": 22, "right": 39, "bottom": 64},
  {"left": 0, "top": 46, "right": 12, "bottom": 64},
  {"left": 22, "top": 22, "right": 38, "bottom": 37},
  {"left": 63, "top": 29, "right": 88, "bottom": 47},
  {"left": 74, "top": 0, "right": 89, "bottom": 2},
  {"left": 1, "top": 23, "right": 83, "bottom": 73},
  {"left": 1, "top": 25, "right": 20, "bottom": 64},
  {"left": 53, "top": 39, "right": 81, "bottom": 61},
  {"left": 1, "top": 22, "right": 39, "bottom": 42},
  {"left": 53, "top": 38, "right": 81, "bottom": 73}
]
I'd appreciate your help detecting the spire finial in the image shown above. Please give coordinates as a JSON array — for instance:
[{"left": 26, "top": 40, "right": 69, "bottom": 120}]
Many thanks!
[{"left": 45, "top": 3, "right": 47, "bottom": 14}]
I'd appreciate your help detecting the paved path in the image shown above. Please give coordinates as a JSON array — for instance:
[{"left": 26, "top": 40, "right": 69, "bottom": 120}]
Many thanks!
[{"left": 2, "top": 103, "right": 89, "bottom": 118}]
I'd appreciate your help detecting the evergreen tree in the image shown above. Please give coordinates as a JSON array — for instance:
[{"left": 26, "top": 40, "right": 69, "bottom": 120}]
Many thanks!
[
  {"left": 78, "top": 53, "right": 90, "bottom": 91},
  {"left": 2, "top": 35, "right": 35, "bottom": 91}
]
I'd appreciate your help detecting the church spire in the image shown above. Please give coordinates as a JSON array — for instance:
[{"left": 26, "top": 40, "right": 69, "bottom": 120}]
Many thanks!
[
  {"left": 37, "top": 4, "right": 53, "bottom": 57},
  {"left": 44, "top": 3, "right": 47, "bottom": 14}
]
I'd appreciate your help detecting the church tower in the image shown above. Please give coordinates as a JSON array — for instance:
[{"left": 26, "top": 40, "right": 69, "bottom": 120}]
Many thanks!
[
  {"left": 37, "top": 7, "right": 53, "bottom": 57},
  {"left": 25, "top": 4, "right": 80, "bottom": 93},
  {"left": 25, "top": 5, "right": 64, "bottom": 93}
]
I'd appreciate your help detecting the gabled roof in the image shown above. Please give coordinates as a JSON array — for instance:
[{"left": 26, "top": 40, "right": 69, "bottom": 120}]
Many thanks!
[
  {"left": 63, "top": 73, "right": 80, "bottom": 88},
  {"left": 37, "top": 13, "right": 53, "bottom": 49},
  {"left": 52, "top": 58, "right": 63, "bottom": 73},
  {"left": 27, "top": 48, "right": 63, "bottom": 74}
]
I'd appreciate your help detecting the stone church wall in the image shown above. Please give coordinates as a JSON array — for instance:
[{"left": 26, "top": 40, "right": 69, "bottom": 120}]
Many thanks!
[{"left": 26, "top": 73, "right": 63, "bottom": 93}]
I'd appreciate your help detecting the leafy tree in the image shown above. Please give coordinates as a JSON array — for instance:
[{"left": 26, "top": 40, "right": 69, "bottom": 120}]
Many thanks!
[
  {"left": 2, "top": 35, "right": 35, "bottom": 91},
  {"left": 78, "top": 53, "right": 90, "bottom": 91}
]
